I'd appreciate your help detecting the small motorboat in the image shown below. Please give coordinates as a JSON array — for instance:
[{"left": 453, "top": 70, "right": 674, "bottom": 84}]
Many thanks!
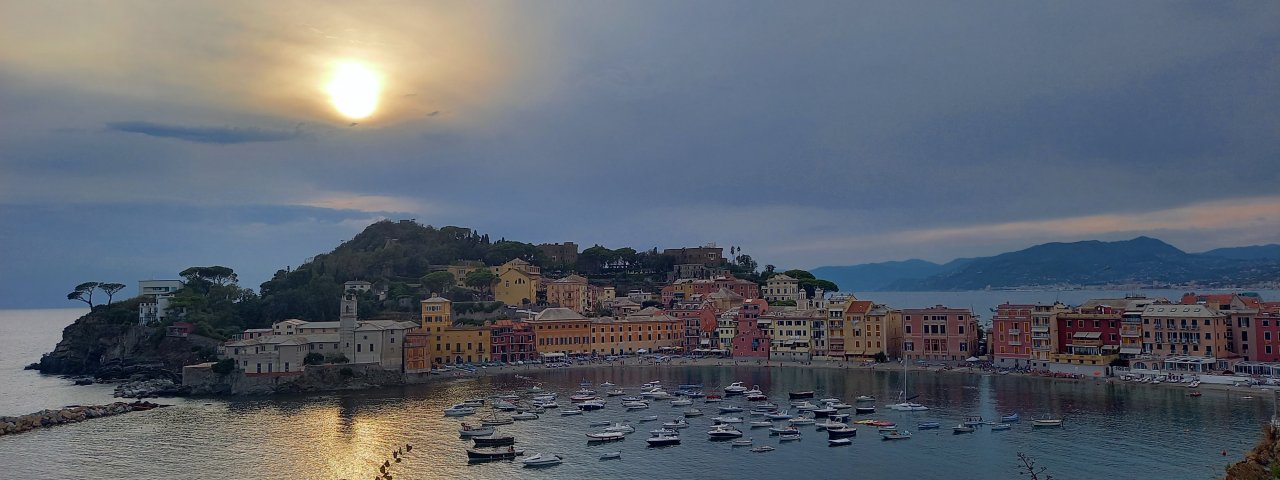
[
  {"left": 812, "top": 407, "right": 838, "bottom": 417},
  {"left": 1188, "top": 381, "right": 1201, "bottom": 388},
  {"left": 732, "top": 438, "right": 754, "bottom": 447},
  {"left": 601, "top": 382, "right": 616, "bottom": 387},
  {"left": 828, "top": 438, "right": 853, "bottom": 446},
  {"left": 1001, "top": 412, "right": 1020, "bottom": 422},
  {"left": 621, "top": 396, "right": 643, "bottom": 402},
  {"left": 684, "top": 408, "right": 704, "bottom": 417},
  {"left": 512, "top": 411, "right": 539, "bottom": 420},
  {"left": 770, "top": 426, "right": 800, "bottom": 435},
  {"left": 462, "top": 399, "right": 486, "bottom": 407},
  {"left": 746, "top": 393, "right": 768, "bottom": 402},
  {"left": 917, "top": 422, "right": 941, "bottom": 430},
  {"left": 1032, "top": 419, "right": 1063, "bottom": 428},
  {"left": 578, "top": 400, "right": 606, "bottom": 411},
  {"left": 880, "top": 430, "right": 912, "bottom": 440},
  {"left": 527, "top": 385, "right": 545, "bottom": 394},
  {"left": 707, "top": 424, "right": 744, "bottom": 439},
  {"left": 855, "top": 395, "right": 876, "bottom": 403},
  {"left": 877, "top": 425, "right": 898, "bottom": 432},
  {"left": 481, "top": 414, "right": 514, "bottom": 426},
  {"left": 603, "top": 423, "right": 635, "bottom": 434},
  {"left": 789, "top": 391, "right": 815, "bottom": 399},
  {"left": 662, "top": 419, "right": 690, "bottom": 429},
  {"left": 719, "top": 405, "right": 745, "bottom": 413},
  {"left": 459, "top": 423, "right": 495, "bottom": 437},
  {"left": 586, "top": 431, "right": 626, "bottom": 442},
  {"left": 466, "top": 446, "right": 524, "bottom": 460},
  {"left": 765, "top": 410, "right": 793, "bottom": 420},
  {"left": 570, "top": 394, "right": 598, "bottom": 403},
  {"left": 679, "top": 383, "right": 704, "bottom": 389},
  {"left": 623, "top": 401, "right": 650, "bottom": 409},
  {"left": 493, "top": 400, "right": 518, "bottom": 411},
  {"left": 712, "top": 416, "right": 744, "bottom": 424},
  {"left": 495, "top": 393, "right": 521, "bottom": 400},
  {"left": 599, "top": 451, "right": 621, "bottom": 460},
  {"left": 444, "top": 405, "right": 477, "bottom": 416},
  {"left": 472, "top": 435, "right": 515, "bottom": 447},
  {"left": 534, "top": 400, "right": 561, "bottom": 409},
  {"left": 778, "top": 432, "right": 802, "bottom": 442},
  {"left": 590, "top": 420, "right": 612, "bottom": 427},
  {"left": 646, "top": 433, "right": 681, "bottom": 446},
  {"left": 704, "top": 395, "right": 724, "bottom": 403},
  {"left": 825, "top": 402, "right": 854, "bottom": 410},
  {"left": 963, "top": 416, "right": 985, "bottom": 427},
  {"left": 1188, "top": 391, "right": 1203, "bottom": 397},
  {"left": 751, "top": 445, "right": 775, "bottom": 453},
  {"left": 855, "top": 406, "right": 876, "bottom": 414},
  {"left": 560, "top": 409, "right": 583, "bottom": 416},
  {"left": 639, "top": 415, "right": 659, "bottom": 422},
  {"left": 815, "top": 420, "right": 847, "bottom": 430},
  {"left": 991, "top": 423, "right": 1012, "bottom": 431},
  {"left": 725, "top": 382, "right": 748, "bottom": 395},
  {"left": 953, "top": 424, "right": 975, "bottom": 434},
  {"left": 826, "top": 426, "right": 857, "bottom": 439},
  {"left": 792, "top": 401, "right": 819, "bottom": 411},
  {"left": 606, "top": 389, "right": 625, "bottom": 396},
  {"left": 649, "top": 427, "right": 677, "bottom": 435},
  {"left": 749, "top": 421, "right": 774, "bottom": 428},
  {"left": 828, "top": 413, "right": 851, "bottom": 423},
  {"left": 788, "top": 417, "right": 816, "bottom": 426}
]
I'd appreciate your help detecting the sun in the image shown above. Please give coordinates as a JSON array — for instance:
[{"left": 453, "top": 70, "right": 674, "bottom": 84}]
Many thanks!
[{"left": 326, "top": 61, "right": 381, "bottom": 120}]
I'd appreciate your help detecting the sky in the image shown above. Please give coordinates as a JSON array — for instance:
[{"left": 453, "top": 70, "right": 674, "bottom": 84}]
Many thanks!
[{"left": 2, "top": 1, "right": 1278, "bottom": 308}]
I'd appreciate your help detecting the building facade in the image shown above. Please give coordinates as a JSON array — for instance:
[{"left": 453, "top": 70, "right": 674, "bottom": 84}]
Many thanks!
[
  {"left": 902, "top": 306, "right": 978, "bottom": 362},
  {"left": 992, "top": 303, "right": 1034, "bottom": 367},
  {"left": 764, "top": 274, "right": 800, "bottom": 303},
  {"left": 731, "top": 299, "right": 770, "bottom": 358},
  {"left": 530, "top": 308, "right": 593, "bottom": 356}
]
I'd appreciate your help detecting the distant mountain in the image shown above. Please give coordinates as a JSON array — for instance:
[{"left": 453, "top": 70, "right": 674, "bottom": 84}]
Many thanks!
[
  {"left": 1200, "top": 244, "right": 1280, "bottom": 260},
  {"left": 811, "top": 258, "right": 972, "bottom": 292},
  {"left": 814, "top": 237, "right": 1280, "bottom": 291}
]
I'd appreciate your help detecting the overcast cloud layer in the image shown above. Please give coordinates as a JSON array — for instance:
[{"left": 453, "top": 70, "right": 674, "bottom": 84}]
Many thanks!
[{"left": 2, "top": 1, "right": 1278, "bottom": 307}]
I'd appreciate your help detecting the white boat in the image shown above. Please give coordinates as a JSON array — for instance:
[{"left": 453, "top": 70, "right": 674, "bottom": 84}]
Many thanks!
[
  {"left": 623, "top": 401, "right": 650, "bottom": 409},
  {"left": 684, "top": 408, "right": 704, "bottom": 417},
  {"left": 877, "top": 425, "right": 898, "bottom": 432},
  {"left": 703, "top": 395, "right": 724, "bottom": 403},
  {"left": 749, "top": 421, "right": 774, "bottom": 428},
  {"left": 952, "top": 424, "right": 975, "bottom": 433},
  {"left": 521, "top": 453, "right": 563, "bottom": 467},
  {"left": 815, "top": 420, "right": 847, "bottom": 430},
  {"left": 578, "top": 400, "right": 606, "bottom": 411},
  {"left": 792, "top": 401, "right": 818, "bottom": 410},
  {"left": 1032, "top": 419, "right": 1063, "bottom": 427},
  {"left": 765, "top": 410, "right": 793, "bottom": 420},
  {"left": 769, "top": 426, "right": 800, "bottom": 435},
  {"left": 819, "top": 397, "right": 841, "bottom": 404},
  {"left": 649, "top": 427, "right": 678, "bottom": 435},
  {"left": 458, "top": 423, "right": 495, "bottom": 437},
  {"left": 826, "top": 402, "right": 854, "bottom": 410},
  {"left": 639, "top": 415, "right": 659, "bottom": 422},
  {"left": 732, "top": 438, "right": 754, "bottom": 447},
  {"left": 880, "top": 429, "right": 912, "bottom": 440},
  {"left": 744, "top": 385, "right": 764, "bottom": 396},
  {"left": 888, "top": 359, "right": 928, "bottom": 411},
  {"left": 601, "top": 382, "right": 616, "bottom": 387},
  {"left": 606, "top": 389, "right": 625, "bottom": 396},
  {"left": 527, "top": 385, "right": 545, "bottom": 394},
  {"left": 1188, "top": 381, "right": 1201, "bottom": 388},
  {"left": 534, "top": 400, "right": 560, "bottom": 409},
  {"left": 662, "top": 419, "right": 690, "bottom": 429},
  {"left": 712, "top": 416, "right": 744, "bottom": 424},
  {"left": 752, "top": 402, "right": 779, "bottom": 412},
  {"left": 462, "top": 399, "right": 485, "bottom": 407},
  {"left": 991, "top": 423, "right": 1012, "bottom": 431},
  {"left": 570, "top": 394, "right": 598, "bottom": 403},
  {"left": 855, "top": 395, "right": 876, "bottom": 402},
  {"left": 811, "top": 407, "right": 838, "bottom": 417},
  {"left": 603, "top": 423, "right": 635, "bottom": 434},
  {"left": 599, "top": 451, "right": 621, "bottom": 460},
  {"left": 707, "top": 424, "right": 744, "bottom": 439},
  {"left": 512, "top": 411, "right": 539, "bottom": 420},
  {"left": 481, "top": 413, "right": 514, "bottom": 426},
  {"left": 725, "top": 382, "right": 748, "bottom": 394},
  {"left": 788, "top": 417, "right": 815, "bottom": 426},
  {"left": 751, "top": 445, "right": 775, "bottom": 453},
  {"left": 495, "top": 393, "right": 520, "bottom": 400},
  {"left": 646, "top": 433, "right": 681, "bottom": 446},
  {"left": 719, "top": 405, "right": 745, "bottom": 413},
  {"left": 778, "top": 432, "right": 802, "bottom": 441},
  {"left": 444, "top": 405, "right": 477, "bottom": 416},
  {"left": 586, "top": 431, "right": 626, "bottom": 442},
  {"left": 888, "top": 402, "right": 929, "bottom": 412},
  {"left": 560, "top": 409, "right": 583, "bottom": 416},
  {"left": 828, "top": 438, "right": 852, "bottom": 446}
]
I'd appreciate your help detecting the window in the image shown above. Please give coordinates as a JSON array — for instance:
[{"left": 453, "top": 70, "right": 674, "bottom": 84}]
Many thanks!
[{"left": 357, "top": 344, "right": 362, "bottom": 352}]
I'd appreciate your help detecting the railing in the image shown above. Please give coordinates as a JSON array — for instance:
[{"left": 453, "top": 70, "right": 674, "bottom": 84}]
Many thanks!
[{"left": 1031, "top": 326, "right": 1050, "bottom": 333}]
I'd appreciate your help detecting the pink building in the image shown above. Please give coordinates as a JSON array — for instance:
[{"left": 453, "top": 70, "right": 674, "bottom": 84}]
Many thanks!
[
  {"left": 669, "top": 300, "right": 719, "bottom": 352},
  {"left": 731, "top": 299, "right": 770, "bottom": 358},
  {"left": 902, "top": 305, "right": 978, "bottom": 363},
  {"left": 992, "top": 303, "right": 1034, "bottom": 367}
]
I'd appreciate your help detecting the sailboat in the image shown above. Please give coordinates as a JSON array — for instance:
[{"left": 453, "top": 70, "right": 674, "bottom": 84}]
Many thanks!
[{"left": 888, "top": 356, "right": 928, "bottom": 411}]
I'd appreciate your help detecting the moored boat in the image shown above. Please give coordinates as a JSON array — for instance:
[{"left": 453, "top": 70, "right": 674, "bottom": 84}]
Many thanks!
[
  {"left": 578, "top": 400, "right": 606, "bottom": 411},
  {"left": 1032, "top": 419, "right": 1063, "bottom": 427},
  {"left": 1001, "top": 412, "right": 1020, "bottom": 422},
  {"left": 789, "top": 391, "right": 815, "bottom": 399},
  {"left": 826, "top": 426, "right": 857, "bottom": 438},
  {"left": 712, "top": 416, "right": 744, "bottom": 424},
  {"left": 732, "top": 438, "right": 754, "bottom": 447},
  {"left": 880, "top": 429, "right": 912, "bottom": 440},
  {"left": 444, "top": 405, "right": 477, "bottom": 416},
  {"left": 472, "top": 435, "right": 515, "bottom": 447},
  {"left": 466, "top": 446, "right": 524, "bottom": 460},
  {"left": 855, "top": 406, "right": 876, "bottom": 414},
  {"left": 603, "top": 423, "right": 635, "bottom": 434},
  {"left": 778, "top": 432, "right": 802, "bottom": 441},
  {"left": 512, "top": 411, "right": 539, "bottom": 420},
  {"left": 704, "top": 394, "right": 724, "bottom": 403},
  {"left": 662, "top": 419, "right": 690, "bottom": 429},
  {"left": 725, "top": 382, "right": 748, "bottom": 395},
  {"left": 917, "top": 422, "right": 941, "bottom": 430},
  {"left": 719, "top": 405, "right": 745, "bottom": 413},
  {"left": 586, "top": 431, "right": 626, "bottom": 442},
  {"left": 953, "top": 424, "right": 975, "bottom": 434},
  {"left": 521, "top": 453, "right": 562, "bottom": 467},
  {"left": 751, "top": 445, "right": 775, "bottom": 453},
  {"left": 683, "top": 408, "right": 704, "bottom": 417},
  {"left": 828, "top": 438, "right": 852, "bottom": 446},
  {"left": 750, "top": 420, "right": 774, "bottom": 428},
  {"left": 560, "top": 409, "right": 582, "bottom": 416},
  {"left": 707, "top": 424, "right": 744, "bottom": 439},
  {"left": 459, "top": 423, "right": 495, "bottom": 437},
  {"left": 991, "top": 423, "right": 1012, "bottom": 431},
  {"left": 646, "top": 433, "right": 681, "bottom": 446},
  {"left": 600, "top": 451, "right": 621, "bottom": 460}
]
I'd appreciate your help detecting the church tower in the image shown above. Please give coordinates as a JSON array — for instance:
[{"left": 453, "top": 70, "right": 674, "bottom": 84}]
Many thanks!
[{"left": 340, "top": 289, "right": 359, "bottom": 359}]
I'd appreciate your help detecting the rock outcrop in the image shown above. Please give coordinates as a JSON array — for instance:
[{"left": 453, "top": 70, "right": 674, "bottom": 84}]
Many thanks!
[
  {"left": 34, "top": 304, "right": 219, "bottom": 383},
  {"left": 0, "top": 401, "right": 166, "bottom": 436}
]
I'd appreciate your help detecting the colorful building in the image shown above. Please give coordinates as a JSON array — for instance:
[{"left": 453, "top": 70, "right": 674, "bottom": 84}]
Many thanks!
[
  {"left": 490, "top": 320, "right": 536, "bottom": 363},
  {"left": 992, "top": 303, "right": 1034, "bottom": 367},
  {"left": 588, "top": 310, "right": 681, "bottom": 356},
  {"left": 494, "top": 267, "right": 537, "bottom": 306},
  {"left": 764, "top": 274, "right": 800, "bottom": 303},
  {"left": 731, "top": 299, "right": 771, "bottom": 358},
  {"left": 843, "top": 302, "right": 902, "bottom": 360},
  {"left": 668, "top": 300, "right": 718, "bottom": 352},
  {"left": 530, "top": 308, "right": 593, "bottom": 356},
  {"left": 546, "top": 274, "right": 594, "bottom": 314},
  {"left": 405, "top": 296, "right": 489, "bottom": 370},
  {"left": 902, "top": 305, "right": 978, "bottom": 362},
  {"left": 1135, "top": 303, "right": 1233, "bottom": 373},
  {"left": 1050, "top": 307, "right": 1122, "bottom": 369},
  {"left": 765, "top": 308, "right": 822, "bottom": 362}
]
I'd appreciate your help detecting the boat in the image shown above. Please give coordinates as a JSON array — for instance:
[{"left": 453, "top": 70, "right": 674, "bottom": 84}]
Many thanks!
[
  {"left": 527, "top": 385, "right": 545, "bottom": 394},
  {"left": 623, "top": 401, "right": 650, "bottom": 409},
  {"left": 481, "top": 411, "right": 514, "bottom": 426},
  {"left": 580, "top": 379, "right": 593, "bottom": 387},
  {"left": 877, "top": 425, "right": 898, "bottom": 432},
  {"left": 684, "top": 408, "right": 704, "bottom": 417},
  {"left": 1188, "top": 391, "right": 1203, "bottom": 397},
  {"left": 815, "top": 420, "right": 847, "bottom": 430},
  {"left": 752, "top": 402, "right": 780, "bottom": 412},
  {"left": 952, "top": 424, "right": 975, "bottom": 434},
  {"left": 601, "top": 382, "right": 616, "bottom": 387},
  {"left": 704, "top": 394, "right": 724, "bottom": 403},
  {"left": 826, "top": 426, "right": 858, "bottom": 438},
  {"left": 599, "top": 451, "right": 621, "bottom": 460},
  {"left": 649, "top": 427, "right": 678, "bottom": 435},
  {"left": 744, "top": 385, "right": 764, "bottom": 396},
  {"left": 459, "top": 423, "right": 495, "bottom": 437},
  {"left": 1188, "top": 380, "right": 1201, "bottom": 388},
  {"left": 855, "top": 395, "right": 876, "bottom": 403},
  {"left": 534, "top": 400, "right": 560, "bottom": 409},
  {"left": 855, "top": 406, "right": 876, "bottom": 414},
  {"left": 466, "top": 446, "right": 524, "bottom": 460},
  {"left": 769, "top": 426, "right": 800, "bottom": 435},
  {"left": 991, "top": 423, "right": 1012, "bottom": 431},
  {"left": 880, "top": 430, "right": 912, "bottom": 440},
  {"left": 522, "top": 453, "right": 562, "bottom": 467},
  {"left": 560, "top": 409, "right": 583, "bottom": 416},
  {"left": 746, "top": 392, "right": 768, "bottom": 402},
  {"left": 493, "top": 400, "right": 518, "bottom": 411},
  {"left": 725, "top": 382, "right": 748, "bottom": 395},
  {"left": 646, "top": 433, "right": 681, "bottom": 446},
  {"left": 778, "top": 432, "right": 802, "bottom": 441},
  {"left": 578, "top": 400, "right": 606, "bottom": 411},
  {"left": 512, "top": 411, "right": 539, "bottom": 420},
  {"left": 462, "top": 399, "right": 486, "bottom": 407},
  {"left": 662, "top": 419, "right": 690, "bottom": 429},
  {"left": 963, "top": 416, "right": 985, "bottom": 427},
  {"left": 828, "top": 438, "right": 853, "bottom": 446},
  {"left": 621, "top": 396, "right": 643, "bottom": 402},
  {"left": 589, "top": 420, "right": 613, "bottom": 427},
  {"left": 1001, "top": 413, "right": 1020, "bottom": 422},
  {"left": 494, "top": 393, "right": 520, "bottom": 400},
  {"left": 472, "top": 435, "right": 516, "bottom": 447},
  {"left": 750, "top": 421, "right": 774, "bottom": 428},
  {"left": 751, "top": 445, "right": 775, "bottom": 453},
  {"left": 788, "top": 417, "right": 815, "bottom": 426},
  {"left": 826, "top": 402, "right": 854, "bottom": 410},
  {"left": 789, "top": 391, "right": 815, "bottom": 399},
  {"left": 586, "top": 431, "right": 626, "bottom": 442},
  {"left": 1032, "top": 419, "right": 1063, "bottom": 428},
  {"left": 712, "top": 416, "right": 744, "bottom": 424},
  {"left": 640, "top": 415, "right": 659, "bottom": 422},
  {"left": 811, "top": 407, "right": 837, "bottom": 417},
  {"left": 828, "top": 413, "right": 851, "bottom": 423},
  {"left": 671, "top": 398, "right": 693, "bottom": 406},
  {"left": 793, "top": 401, "right": 819, "bottom": 411},
  {"left": 917, "top": 422, "right": 941, "bottom": 430},
  {"left": 707, "top": 424, "right": 745, "bottom": 439},
  {"left": 606, "top": 389, "right": 625, "bottom": 396},
  {"left": 603, "top": 423, "right": 635, "bottom": 434},
  {"left": 444, "top": 405, "right": 477, "bottom": 416},
  {"left": 732, "top": 438, "right": 754, "bottom": 447},
  {"left": 570, "top": 394, "right": 598, "bottom": 403},
  {"left": 765, "top": 410, "right": 793, "bottom": 420},
  {"left": 888, "top": 359, "right": 929, "bottom": 411},
  {"left": 719, "top": 405, "right": 745, "bottom": 413}
]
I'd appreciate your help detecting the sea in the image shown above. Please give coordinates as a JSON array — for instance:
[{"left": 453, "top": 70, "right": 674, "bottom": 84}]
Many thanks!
[{"left": 2, "top": 289, "right": 1278, "bottom": 479}]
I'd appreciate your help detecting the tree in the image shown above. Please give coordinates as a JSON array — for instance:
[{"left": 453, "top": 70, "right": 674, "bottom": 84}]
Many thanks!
[
  {"left": 421, "top": 271, "right": 455, "bottom": 296},
  {"left": 98, "top": 283, "right": 126, "bottom": 304},
  {"left": 211, "top": 358, "right": 236, "bottom": 375},
  {"left": 304, "top": 352, "right": 325, "bottom": 365},
  {"left": 783, "top": 269, "right": 816, "bottom": 280},
  {"left": 67, "top": 282, "right": 99, "bottom": 308},
  {"left": 1016, "top": 452, "right": 1053, "bottom": 480},
  {"left": 464, "top": 270, "right": 498, "bottom": 293},
  {"left": 179, "top": 266, "right": 237, "bottom": 290},
  {"left": 799, "top": 278, "right": 840, "bottom": 297}
]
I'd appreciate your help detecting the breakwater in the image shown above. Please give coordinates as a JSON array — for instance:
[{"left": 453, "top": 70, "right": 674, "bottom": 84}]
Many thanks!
[{"left": 0, "top": 401, "right": 166, "bottom": 436}]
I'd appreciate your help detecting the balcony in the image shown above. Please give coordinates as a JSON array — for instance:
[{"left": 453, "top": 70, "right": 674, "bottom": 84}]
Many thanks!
[
  {"left": 1031, "top": 326, "right": 1050, "bottom": 333},
  {"left": 1008, "top": 329, "right": 1021, "bottom": 335},
  {"left": 1032, "top": 345, "right": 1050, "bottom": 352},
  {"left": 1032, "top": 333, "right": 1050, "bottom": 339}
]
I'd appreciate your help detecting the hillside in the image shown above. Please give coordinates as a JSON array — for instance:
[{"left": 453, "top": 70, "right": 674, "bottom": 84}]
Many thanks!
[
  {"left": 1202, "top": 244, "right": 1280, "bottom": 260},
  {"left": 811, "top": 258, "right": 973, "bottom": 292}
]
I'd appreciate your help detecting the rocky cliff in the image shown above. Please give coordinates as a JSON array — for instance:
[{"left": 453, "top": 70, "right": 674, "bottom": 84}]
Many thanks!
[
  {"left": 1226, "top": 424, "right": 1280, "bottom": 480},
  {"left": 33, "top": 302, "right": 219, "bottom": 381}
]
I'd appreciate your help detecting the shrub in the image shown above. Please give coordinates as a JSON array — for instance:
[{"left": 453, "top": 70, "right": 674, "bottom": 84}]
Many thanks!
[
  {"left": 211, "top": 358, "right": 236, "bottom": 375},
  {"left": 304, "top": 352, "right": 324, "bottom": 365}
]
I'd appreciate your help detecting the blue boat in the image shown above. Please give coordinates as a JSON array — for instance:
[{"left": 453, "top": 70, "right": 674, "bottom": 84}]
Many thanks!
[
  {"left": 917, "top": 422, "right": 941, "bottom": 430},
  {"left": 1001, "top": 413, "right": 1020, "bottom": 422}
]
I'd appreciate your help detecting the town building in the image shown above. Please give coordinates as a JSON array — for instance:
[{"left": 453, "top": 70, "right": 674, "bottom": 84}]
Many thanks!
[
  {"left": 529, "top": 308, "right": 593, "bottom": 357},
  {"left": 494, "top": 267, "right": 537, "bottom": 306},
  {"left": 137, "top": 279, "right": 185, "bottom": 326},
  {"left": 537, "top": 242, "right": 579, "bottom": 267},
  {"left": 404, "top": 296, "right": 489, "bottom": 370},
  {"left": 901, "top": 305, "right": 979, "bottom": 362},
  {"left": 992, "top": 303, "right": 1034, "bottom": 367},
  {"left": 588, "top": 309, "right": 682, "bottom": 356},
  {"left": 663, "top": 245, "right": 724, "bottom": 265},
  {"left": 1079, "top": 296, "right": 1162, "bottom": 362},
  {"left": 1136, "top": 303, "right": 1234, "bottom": 372},
  {"left": 716, "top": 311, "right": 738, "bottom": 352},
  {"left": 668, "top": 300, "right": 718, "bottom": 352},
  {"left": 765, "top": 308, "right": 822, "bottom": 362},
  {"left": 731, "top": 299, "right": 771, "bottom": 358},
  {"left": 843, "top": 303, "right": 903, "bottom": 360},
  {"left": 489, "top": 320, "right": 536, "bottom": 363},
  {"left": 1050, "top": 306, "right": 1123, "bottom": 371},
  {"left": 764, "top": 274, "right": 800, "bottom": 303},
  {"left": 545, "top": 274, "right": 594, "bottom": 314}
]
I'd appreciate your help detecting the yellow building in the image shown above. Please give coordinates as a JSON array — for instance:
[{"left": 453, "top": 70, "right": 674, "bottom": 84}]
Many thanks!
[
  {"left": 531, "top": 308, "right": 593, "bottom": 356},
  {"left": 495, "top": 268, "right": 537, "bottom": 306},
  {"left": 546, "top": 274, "right": 592, "bottom": 314},
  {"left": 589, "top": 309, "right": 681, "bottom": 356},
  {"left": 444, "top": 261, "right": 486, "bottom": 289},
  {"left": 411, "top": 296, "right": 489, "bottom": 367}
]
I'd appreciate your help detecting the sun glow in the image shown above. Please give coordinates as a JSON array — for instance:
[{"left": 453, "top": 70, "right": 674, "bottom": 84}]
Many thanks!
[{"left": 326, "top": 61, "right": 381, "bottom": 120}]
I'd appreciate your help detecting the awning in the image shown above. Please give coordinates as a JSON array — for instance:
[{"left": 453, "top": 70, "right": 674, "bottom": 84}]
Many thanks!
[
  {"left": 1101, "top": 345, "right": 1120, "bottom": 351},
  {"left": 1072, "top": 331, "right": 1103, "bottom": 339},
  {"left": 1119, "top": 347, "right": 1141, "bottom": 355},
  {"left": 541, "top": 352, "right": 566, "bottom": 358}
]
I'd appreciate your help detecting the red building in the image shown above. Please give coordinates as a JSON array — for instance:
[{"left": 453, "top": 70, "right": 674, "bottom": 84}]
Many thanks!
[
  {"left": 1254, "top": 303, "right": 1280, "bottom": 362},
  {"left": 490, "top": 320, "right": 536, "bottom": 363},
  {"left": 731, "top": 299, "right": 770, "bottom": 358},
  {"left": 669, "top": 300, "right": 718, "bottom": 352},
  {"left": 713, "top": 276, "right": 761, "bottom": 300},
  {"left": 1054, "top": 306, "right": 1122, "bottom": 363},
  {"left": 902, "top": 305, "right": 978, "bottom": 362},
  {"left": 992, "top": 303, "right": 1034, "bottom": 367}
]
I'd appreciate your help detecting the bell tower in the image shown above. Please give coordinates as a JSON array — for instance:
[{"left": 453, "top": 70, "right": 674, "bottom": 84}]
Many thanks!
[{"left": 340, "top": 289, "right": 358, "bottom": 359}]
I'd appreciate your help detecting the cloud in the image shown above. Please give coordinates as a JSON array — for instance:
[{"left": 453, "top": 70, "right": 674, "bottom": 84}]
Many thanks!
[
  {"left": 294, "top": 193, "right": 431, "bottom": 214},
  {"left": 105, "top": 121, "right": 302, "bottom": 144}
]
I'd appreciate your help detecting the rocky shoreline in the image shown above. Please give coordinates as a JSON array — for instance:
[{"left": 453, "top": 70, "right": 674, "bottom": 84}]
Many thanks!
[{"left": 0, "top": 401, "right": 168, "bottom": 437}]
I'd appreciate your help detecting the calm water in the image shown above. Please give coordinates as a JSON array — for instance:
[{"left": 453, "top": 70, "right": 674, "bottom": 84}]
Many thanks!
[{"left": 1, "top": 291, "right": 1277, "bottom": 479}]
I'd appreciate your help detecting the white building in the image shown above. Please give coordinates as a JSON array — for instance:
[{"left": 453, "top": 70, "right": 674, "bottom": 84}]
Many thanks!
[
  {"left": 138, "top": 279, "right": 184, "bottom": 326},
  {"left": 764, "top": 274, "right": 800, "bottom": 303}
]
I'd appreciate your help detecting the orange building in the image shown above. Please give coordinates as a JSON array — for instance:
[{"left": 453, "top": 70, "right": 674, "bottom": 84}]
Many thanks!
[
  {"left": 530, "top": 308, "right": 593, "bottom": 356},
  {"left": 589, "top": 308, "right": 682, "bottom": 356},
  {"left": 404, "top": 296, "right": 489, "bottom": 371}
]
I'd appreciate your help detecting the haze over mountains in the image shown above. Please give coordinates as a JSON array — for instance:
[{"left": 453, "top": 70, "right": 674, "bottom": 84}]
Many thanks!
[{"left": 812, "top": 238, "right": 1280, "bottom": 292}]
